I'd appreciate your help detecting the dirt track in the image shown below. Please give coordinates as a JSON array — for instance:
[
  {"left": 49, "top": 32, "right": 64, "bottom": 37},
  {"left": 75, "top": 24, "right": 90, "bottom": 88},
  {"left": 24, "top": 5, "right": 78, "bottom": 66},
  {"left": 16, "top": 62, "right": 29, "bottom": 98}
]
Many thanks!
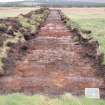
[{"left": 0, "top": 10, "right": 105, "bottom": 96}]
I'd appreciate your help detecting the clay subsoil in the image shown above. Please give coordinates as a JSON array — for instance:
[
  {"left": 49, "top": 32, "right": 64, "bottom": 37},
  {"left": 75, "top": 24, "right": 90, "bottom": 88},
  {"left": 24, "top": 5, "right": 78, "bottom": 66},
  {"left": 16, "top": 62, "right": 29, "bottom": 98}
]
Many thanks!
[{"left": 0, "top": 10, "right": 105, "bottom": 97}]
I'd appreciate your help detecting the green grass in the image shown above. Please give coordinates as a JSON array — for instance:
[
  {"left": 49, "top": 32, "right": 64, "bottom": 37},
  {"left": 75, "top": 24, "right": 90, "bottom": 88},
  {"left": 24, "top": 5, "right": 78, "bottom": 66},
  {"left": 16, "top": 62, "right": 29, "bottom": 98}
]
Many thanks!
[
  {"left": 0, "top": 93, "right": 104, "bottom": 105},
  {"left": 66, "top": 13, "right": 105, "bottom": 64},
  {"left": 0, "top": 13, "right": 18, "bottom": 18},
  {"left": 0, "top": 8, "right": 36, "bottom": 18}
]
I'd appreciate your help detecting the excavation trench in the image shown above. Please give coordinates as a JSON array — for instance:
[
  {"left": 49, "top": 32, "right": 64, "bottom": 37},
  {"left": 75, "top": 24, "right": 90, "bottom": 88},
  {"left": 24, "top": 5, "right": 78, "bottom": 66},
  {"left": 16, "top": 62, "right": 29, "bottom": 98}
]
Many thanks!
[{"left": 0, "top": 10, "right": 105, "bottom": 97}]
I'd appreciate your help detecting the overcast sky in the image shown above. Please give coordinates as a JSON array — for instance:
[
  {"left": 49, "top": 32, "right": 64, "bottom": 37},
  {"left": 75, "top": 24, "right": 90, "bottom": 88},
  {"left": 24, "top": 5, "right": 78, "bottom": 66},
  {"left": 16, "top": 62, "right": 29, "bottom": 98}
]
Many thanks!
[
  {"left": 0, "top": 0, "right": 23, "bottom": 2},
  {"left": 0, "top": 0, "right": 105, "bottom": 3}
]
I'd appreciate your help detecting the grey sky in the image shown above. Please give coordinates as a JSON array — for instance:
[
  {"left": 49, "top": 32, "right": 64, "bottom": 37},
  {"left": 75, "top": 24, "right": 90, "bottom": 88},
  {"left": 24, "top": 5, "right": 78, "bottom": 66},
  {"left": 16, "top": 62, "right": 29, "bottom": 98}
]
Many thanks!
[
  {"left": 73, "top": 0, "right": 105, "bottom": 3},
  {"left": 0, "top": 0, "right": 23, "bottom": 2},
  {"left": 0, "top": 0, "right": 105, "bottom": 3}
]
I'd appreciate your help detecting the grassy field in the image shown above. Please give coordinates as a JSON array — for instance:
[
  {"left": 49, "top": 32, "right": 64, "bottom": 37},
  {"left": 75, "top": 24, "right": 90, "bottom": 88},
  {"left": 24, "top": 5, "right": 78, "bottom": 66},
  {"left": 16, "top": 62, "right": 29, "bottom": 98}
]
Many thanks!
[
  {"left": 62, "top": 8, "right": 105, "bottom": 64},
  {"left": 0, "top": 93, "right": 105, "bottom": 105},
  {"left": 0, "top": 7, "right": 37, "bottom": 18}
]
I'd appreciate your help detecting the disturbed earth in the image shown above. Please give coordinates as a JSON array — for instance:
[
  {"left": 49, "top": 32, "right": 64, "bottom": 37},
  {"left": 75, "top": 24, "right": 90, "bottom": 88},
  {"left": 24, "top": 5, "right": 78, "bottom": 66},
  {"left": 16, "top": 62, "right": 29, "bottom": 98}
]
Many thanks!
[{"left": 0, "top": 10, "right": 105, "bottom": 97}]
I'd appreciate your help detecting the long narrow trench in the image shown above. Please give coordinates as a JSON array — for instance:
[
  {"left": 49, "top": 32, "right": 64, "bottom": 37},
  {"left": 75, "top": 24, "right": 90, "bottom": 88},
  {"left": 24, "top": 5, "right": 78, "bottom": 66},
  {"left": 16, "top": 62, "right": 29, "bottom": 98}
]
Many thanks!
[{"left": 0, "top": 10, "right": 104, "bottom": 96}]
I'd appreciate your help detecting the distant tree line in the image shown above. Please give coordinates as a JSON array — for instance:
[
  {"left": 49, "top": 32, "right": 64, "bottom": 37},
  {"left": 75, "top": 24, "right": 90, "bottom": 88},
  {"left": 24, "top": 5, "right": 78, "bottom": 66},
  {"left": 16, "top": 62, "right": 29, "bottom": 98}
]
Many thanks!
[{"left": 0, "top": 0, "right": 105, "bottom": 7}]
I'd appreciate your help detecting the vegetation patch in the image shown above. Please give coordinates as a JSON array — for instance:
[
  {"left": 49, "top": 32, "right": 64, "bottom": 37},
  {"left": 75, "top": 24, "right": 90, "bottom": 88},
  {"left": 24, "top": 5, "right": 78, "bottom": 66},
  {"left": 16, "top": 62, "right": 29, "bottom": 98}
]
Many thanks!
[
  {"left": 0, "top": 93, "right": 104, "bottom": 105},
  {"left": 63, "top": 12, "right": 105, "bottom": 65},
  {"left": 61, "top": 11, "right": 104, "bottom": 66},
  {"left": 0, "top": 7, "right": 50, "bottom": 75}
]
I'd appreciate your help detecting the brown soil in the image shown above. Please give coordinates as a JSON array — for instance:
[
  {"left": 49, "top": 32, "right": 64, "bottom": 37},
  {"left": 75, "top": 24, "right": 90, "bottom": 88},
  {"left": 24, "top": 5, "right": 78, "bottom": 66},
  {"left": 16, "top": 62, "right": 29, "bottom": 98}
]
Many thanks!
[{"left": 0, "top": 10, "right": 105, "bottom": 97}]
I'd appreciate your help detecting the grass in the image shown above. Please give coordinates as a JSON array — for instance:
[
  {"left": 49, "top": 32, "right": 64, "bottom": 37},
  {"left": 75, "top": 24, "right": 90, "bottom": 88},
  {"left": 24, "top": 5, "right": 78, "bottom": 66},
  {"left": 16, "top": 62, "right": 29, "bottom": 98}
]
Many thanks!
[
  {"left": 0, "top": 7, "right": 36, "bottom": 18},
  {"left": 0, "top": 93, "right": 105, "bottom": 105},
  {"left": 65, "top": 12, "right": 105, "bottom": 64}
]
